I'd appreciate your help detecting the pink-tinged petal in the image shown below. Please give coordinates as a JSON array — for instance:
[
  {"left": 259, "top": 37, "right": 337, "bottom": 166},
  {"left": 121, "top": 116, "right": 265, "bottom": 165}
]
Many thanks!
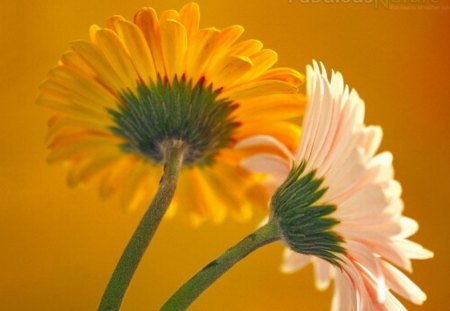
[
  {"left": 365, "top": 239, "right": 413, "bottom": 273},
  {"left": 383, "top": 291, "right": 407, "bottom": 311},
  {"left": 241, "top": 154, "right": 290, "bottom": 185},
  {"left": 338, "top": 217, "right": 402, "bottom": 238},
  {"left": 339, "top": 256, "right": 369, "bottom": 311},
  {"left": 346, "top": 241, "right": 386, "bottom": 302},
  {"left": 394, "top": 239, "right": 434, "bottom": 260},
  {"left": 381, "top": 260, "right": 427, "bottom": 305},
  {"left": 324, "top": 149, "right": 367, "bottom": 203},
  {"left": 295, "top": 63, "right": 323, "bottom": 163},
  {"left": 368, "top": 152, "right": 394, "bottom": 183},
  {"left": 304, "top": 73, "right": 335, "bottom": 170},
  {"left": 235, "top": 135, "right": 294, "bottom": 160},
  {"left": 398, "top": 217, "right": 419, "bottom": 238},
  {"left": 360, "top": 125, "right": 383, "bottom": 158},
  {"left": 331, "top": 270, "right": 355, "bottom": 311},
  {"left": 337, "top": 183, "right": 390, "bottom": 219},
  {"left": 384, "top": 180, "right": 402, "bottom": 202},
  {"left": 280, "top": 249, "right": 311, "bottom": 273},
  {"left": 313, "top": 258, "right": 332, "bottom": 290}
]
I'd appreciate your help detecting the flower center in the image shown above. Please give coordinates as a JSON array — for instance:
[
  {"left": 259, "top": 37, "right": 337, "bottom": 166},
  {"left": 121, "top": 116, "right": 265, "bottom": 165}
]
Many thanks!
[
  {"left": 271, "top": 162, "right": 345, "bottom": 265},
  {"left": 111, "top": 76, "right": 239, "bottom": 166}
]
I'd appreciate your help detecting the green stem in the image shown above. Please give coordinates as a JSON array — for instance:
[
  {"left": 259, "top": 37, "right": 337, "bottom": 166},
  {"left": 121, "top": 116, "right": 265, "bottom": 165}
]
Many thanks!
[
  {"left": 160, "top": 221, "right": 281, "bottom": 311},
  {"left": 98, "top": 140, "right": 185, "bottom": 311}
]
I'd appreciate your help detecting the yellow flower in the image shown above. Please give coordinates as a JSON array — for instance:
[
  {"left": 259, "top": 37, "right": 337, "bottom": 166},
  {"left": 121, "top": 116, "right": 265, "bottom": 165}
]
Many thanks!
[{"left": 37, "top": 2, "right": 304, "bottom": 225}]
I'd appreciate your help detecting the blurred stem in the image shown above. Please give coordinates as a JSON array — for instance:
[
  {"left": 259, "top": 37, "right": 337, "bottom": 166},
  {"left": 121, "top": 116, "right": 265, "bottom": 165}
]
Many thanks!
[
  {"left": 160, "top": 221, "right": 281, "bottom": 311},
  {"left": 98, "top": 140, "right": 185, "bottom": 311}
]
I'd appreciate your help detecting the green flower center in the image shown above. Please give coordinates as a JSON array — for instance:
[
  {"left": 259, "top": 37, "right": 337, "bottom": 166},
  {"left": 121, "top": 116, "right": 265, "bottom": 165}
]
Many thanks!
[
  {"left": 111, "top": 76, "right": 239, "bottom": 166},
  {"left": 271, "top": 162, "right": 345, "bottom": 265}
]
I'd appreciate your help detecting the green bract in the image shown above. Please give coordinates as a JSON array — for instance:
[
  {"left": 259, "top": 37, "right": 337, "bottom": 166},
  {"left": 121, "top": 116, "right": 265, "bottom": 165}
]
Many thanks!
[
  {"left": 271, "top": 162, "right": 345, "bottom": 265},
  {"left": 111, "top": 76, "right": 239, "bottom": 166}
]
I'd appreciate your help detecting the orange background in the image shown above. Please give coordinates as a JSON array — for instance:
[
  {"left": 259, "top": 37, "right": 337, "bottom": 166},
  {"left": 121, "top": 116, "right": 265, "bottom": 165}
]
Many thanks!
[{"left": 1, "top": 0, "right": 449, "bottom": 310}]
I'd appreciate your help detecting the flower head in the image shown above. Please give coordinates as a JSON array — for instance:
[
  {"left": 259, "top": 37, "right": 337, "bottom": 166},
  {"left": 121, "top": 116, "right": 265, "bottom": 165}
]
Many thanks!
[
  {"left": 239, "top": 61, "right": 433, "bottom": 310},
  {"left": 37, "top": 2, "right": 304, "bottom": 224}
]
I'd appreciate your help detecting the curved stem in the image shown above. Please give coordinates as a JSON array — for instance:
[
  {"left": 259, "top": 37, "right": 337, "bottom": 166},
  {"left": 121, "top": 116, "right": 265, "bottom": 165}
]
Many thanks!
[
  {"left": 99, "top": 140, "right": 185, "bottom": 311},
  {"left": 161, "top": 221, "right": 281, "bottom": 311}
]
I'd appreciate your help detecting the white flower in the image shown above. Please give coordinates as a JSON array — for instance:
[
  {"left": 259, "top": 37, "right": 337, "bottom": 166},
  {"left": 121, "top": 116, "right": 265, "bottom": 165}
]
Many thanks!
[{"left": 237, "top": 61, "right": 433, "bottom": 310}]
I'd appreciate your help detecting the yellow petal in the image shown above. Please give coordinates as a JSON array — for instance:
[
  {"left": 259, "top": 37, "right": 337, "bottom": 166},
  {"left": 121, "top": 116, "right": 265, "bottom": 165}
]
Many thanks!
[
  {"left": 47, "top": 136, "right": 117, "bottom": 163},
  {"left": 44, "top": 66, "right": 118, "bottom": 110},
  {"left": 212, "top": 49, "right": 278, "bottom": 87},
  {"left": 105, "top": 15, "right": 126, "bottom": 32},
  {"left": 159, "top": 9, "right": 179, "bottom": 22},
  {"left": 67, "top": 153, "right": 121, "bottom": 187},
  {"left": 259, "top": 67, "right": 305, "bottom": 87},
  {"left": 209, "top": 55, "right": 253, "bottom": 88},
  {"left": 165, "top": 201, "right": 178, "bottom": 219},
  {"left": 134, "top": 7, "right": 166, "bottom": 75},
  {"left": 46, "top": 116, "right": 110, "bottom": 143},
  {"left": 99, "top": 156, "right": 139, "bottom": 199},
  {"left": 242, "top": 183, "right": 269, "bottom": 216},
  {"left": 70, "top": 40, "right": 125, "bottom": 92},
  {"left": 179, "top": 2, "right": 200, "bottom": 41},
  {"left": 60, "top": 51, "right": 95, "bottom": 76},
  {"left": 120, "top": 161, "right": 160, "bottom": 212},
  {"left": 234, "top": 93, "right": 305, "bottom": 121},
  {"left": 227, "top": 39, "right": 263, "bottom": 57},
  {"left": 222, "top": 80, "right": 298, "bottom": 100},
  {"left": 184, "top": 27, "right": 220, "bottom": 81},
  {"left": 216, "top": 25, "right": 245, "bottom": 49},
  {"left": 92, "top": 27, "right": 140, "bottom": 90},
  {"left": 115, "top": 19, "right": 157, "bottom": 84},
  {"left": 242, "top": 49, "right": 278, "bottom": 82},
  {"left": 36, "top": 93, "right": 112, "bottom": 125},
  {"left": 190, "top": 167, "right": 227, "bottom": 223},
  {"left": 202, "top": 163, "right": 256, "bottom": 221},
  {"left": 160, "top": 19, "right": 188, "bottom": 79},
  {"left": 175, "top": 169, "right": 207, "bottom": 223},
  {"left": 205, "top": 25, "right": 245, "bottom": 73}
]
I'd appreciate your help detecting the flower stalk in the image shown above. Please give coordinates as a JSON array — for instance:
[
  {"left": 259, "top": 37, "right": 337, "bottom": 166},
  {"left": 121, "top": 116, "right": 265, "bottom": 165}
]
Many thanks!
[
  {"left": 98, "top": 140, "right": 185, "bottom": 311},
  {"left": 160, "top": 221, "right": 281, "bottom": 311}
]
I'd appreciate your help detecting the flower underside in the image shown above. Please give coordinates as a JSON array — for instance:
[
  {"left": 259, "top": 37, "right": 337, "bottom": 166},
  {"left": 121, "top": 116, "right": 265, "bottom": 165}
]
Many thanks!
[
  {"left": 111, "top": 76, "right": 239, "bottom": 166},
  {"left": 271, "top": 162, "right": 345, "bottom": 265}
]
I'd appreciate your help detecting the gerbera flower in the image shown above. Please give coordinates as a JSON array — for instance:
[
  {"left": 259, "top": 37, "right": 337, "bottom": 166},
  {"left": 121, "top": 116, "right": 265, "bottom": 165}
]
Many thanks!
[
  {"left": 37, "top": 2, "right": 304, "bottom": 225},
  {"left": 239, "top": 61, "right": 434, "bottom": 310}
]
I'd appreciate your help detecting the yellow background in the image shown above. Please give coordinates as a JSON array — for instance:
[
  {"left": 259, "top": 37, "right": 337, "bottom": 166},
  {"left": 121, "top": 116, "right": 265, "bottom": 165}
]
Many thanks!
[{"left": 1, "top": 0, "right": 449, "bottom": 310}]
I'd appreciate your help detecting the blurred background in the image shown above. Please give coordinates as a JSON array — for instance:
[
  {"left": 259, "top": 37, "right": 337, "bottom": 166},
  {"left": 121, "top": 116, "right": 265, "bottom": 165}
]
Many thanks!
[{"left": 1, "top": 0, "right": 449, "bottom": 310}]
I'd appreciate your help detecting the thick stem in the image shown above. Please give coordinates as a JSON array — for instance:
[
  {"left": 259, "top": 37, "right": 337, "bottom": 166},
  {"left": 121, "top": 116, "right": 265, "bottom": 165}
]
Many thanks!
[
  {"left": 98, "top": 140, "right": 185, "bottom": 311},
  {"left": 160, "top": 221, "right": 281, "bottom": 311}
]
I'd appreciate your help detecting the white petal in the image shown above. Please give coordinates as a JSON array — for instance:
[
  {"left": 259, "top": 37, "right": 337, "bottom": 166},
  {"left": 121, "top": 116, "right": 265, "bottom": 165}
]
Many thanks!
[
  {"left": 235, "top": 135, "right": 294, "bottom": 160},
  {"left": 338, "top": 217, "right": 402, "bottom": 238},
  {"left": 280, "top": 249, "right": 311, "bottom": 273},
  {"left": 384, "top": 291, "right": 407, "bottom": 311},
  {"left": 298, "top": 64, "right": 325, "bottom": 164},
  {"left": 337, "top": 183, "right": 390, "bottom": 219},
  {"left": 398, "top": 217, "right": 419, "bottom": 238},
  {"left": 394, "top": 239, "right": 434, "bottom": 260},
  {"left": 331, "top": 269, "right": 355, "bottom": 311},
  {"left": 346, "top": 241, "right": 386, "bottom": 302},
  {"left": 360, "top": 125, "right": 383, "bottom": 158},
  {"left": 381, "top": 260, "right": 427, "bottom": 305},
  {"left": 365, "top": 239, "right": 413, "bottom": 272},
  {"left": 313, "top": 258, "right": 332, "bottom": 290},
  {"left": 324, "top": 148, "right": 367, "bottom": 202},
  {"left": 368, "top": 152, "right": 394, "bottom": 183},
  {"left": 241, "top": 154, "right": 290, "bottom": 185}
]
